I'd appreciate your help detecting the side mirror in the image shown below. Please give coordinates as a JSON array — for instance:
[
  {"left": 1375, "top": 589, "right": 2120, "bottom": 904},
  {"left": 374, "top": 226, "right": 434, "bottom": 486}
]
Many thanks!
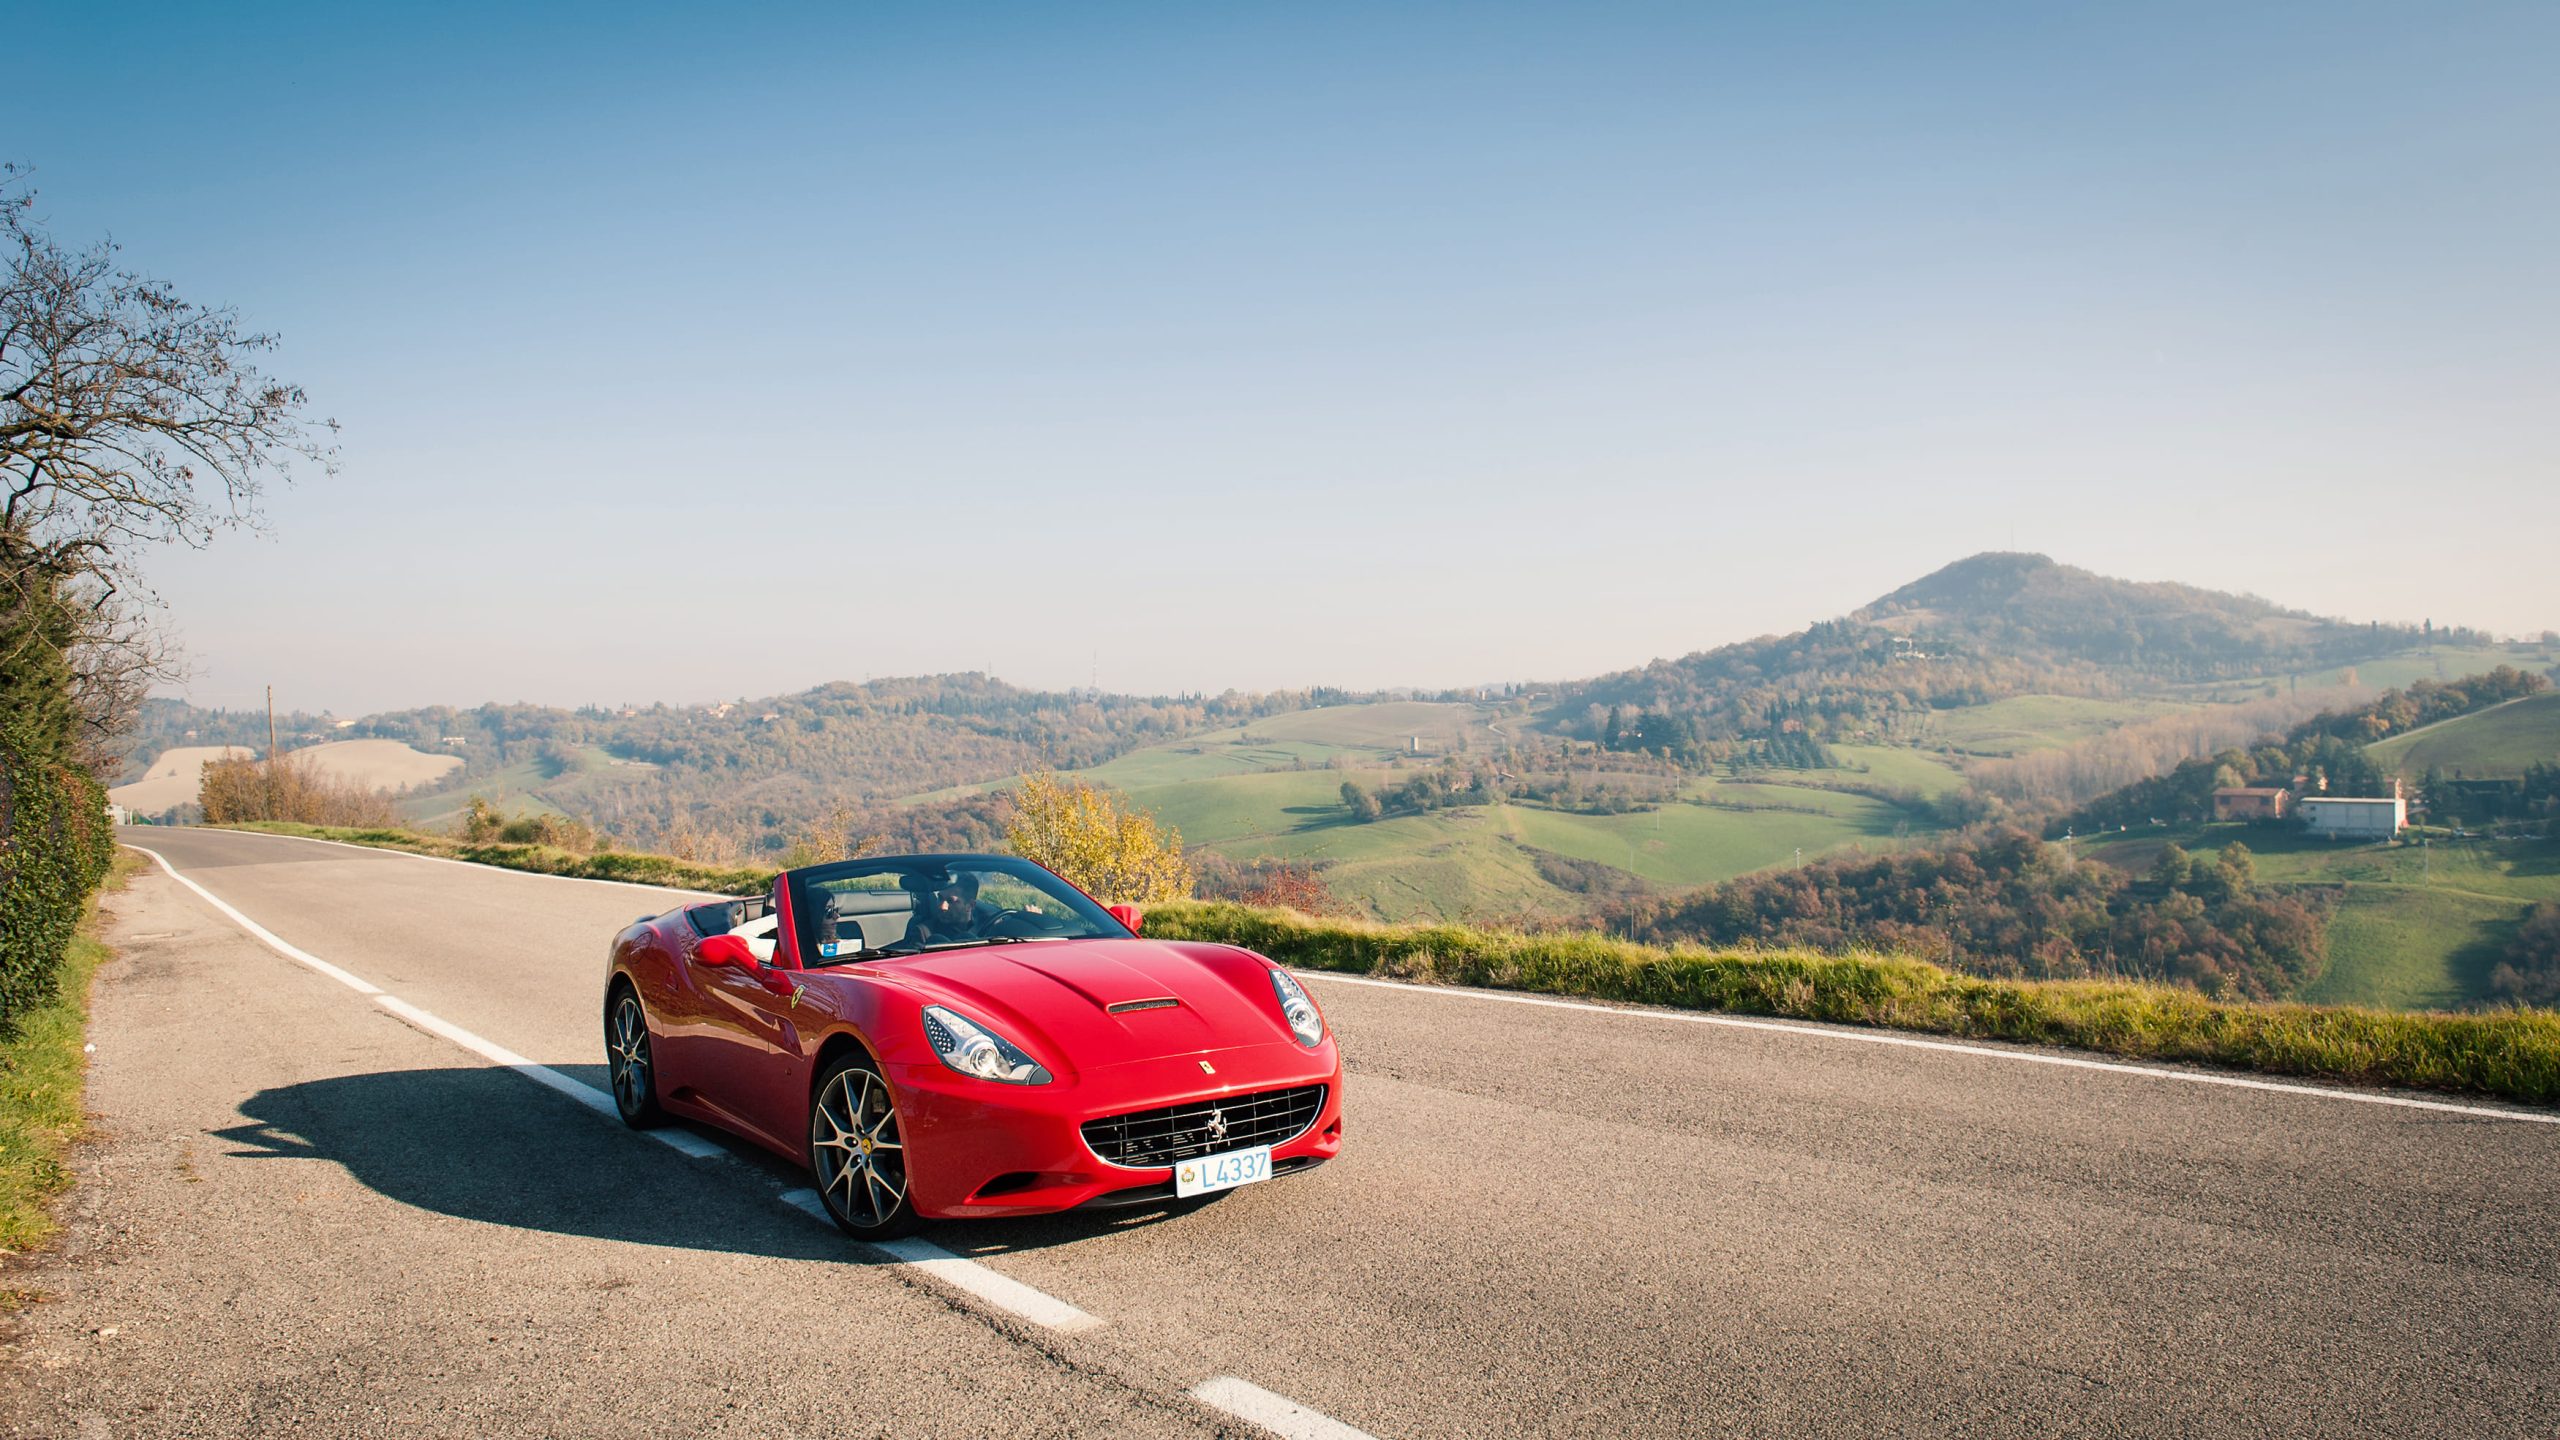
[
  {"left": 697, "top": 933, "right": 756, "bottom": 969},
  {"left": 1106, "top": 903, "right": 1143, "bottom": 936}
]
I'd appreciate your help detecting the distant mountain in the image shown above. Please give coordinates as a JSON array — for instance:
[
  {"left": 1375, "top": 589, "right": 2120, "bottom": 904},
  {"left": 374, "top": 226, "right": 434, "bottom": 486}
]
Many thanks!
[
  {"left": 1853, "top": 552, "right": 2443, "bottom": 672},
  {"left": 1547, "top": 552, "right": 2490, "bottom": 759},
  {"left": 121, "top": 552, "right": 2543, "bottom": 858}
]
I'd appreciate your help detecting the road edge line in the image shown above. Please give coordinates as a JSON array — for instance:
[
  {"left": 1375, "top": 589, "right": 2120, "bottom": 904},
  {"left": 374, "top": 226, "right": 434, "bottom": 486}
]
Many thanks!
[
  {"left": 1295, "top": 971, "right": 2560, "bottom": 1126},
  {"left": 128, "top": 843, "right": 384, "bottom": 996},
  {"left": 166, "top": 826, "right": 726, "bottom": 899}
]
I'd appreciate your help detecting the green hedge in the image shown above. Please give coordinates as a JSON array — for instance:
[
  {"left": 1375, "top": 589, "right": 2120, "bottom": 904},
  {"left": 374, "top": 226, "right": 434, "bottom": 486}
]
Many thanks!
[
  {"left": 1140, "top": 900, "right": 2560, "bottom": 1107},
  {"left": 0, "top": 711, "right": 115, "bottom": 1037}
]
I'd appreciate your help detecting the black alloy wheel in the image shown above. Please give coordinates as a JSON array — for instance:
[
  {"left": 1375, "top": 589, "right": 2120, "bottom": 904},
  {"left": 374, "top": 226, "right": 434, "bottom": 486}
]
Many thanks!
[
  {"left": 606, "top": 985, "right": 665, "bottom": 1128},
  {"left": 809, "top": 1050, "right": 919, "bottom": 1239}
]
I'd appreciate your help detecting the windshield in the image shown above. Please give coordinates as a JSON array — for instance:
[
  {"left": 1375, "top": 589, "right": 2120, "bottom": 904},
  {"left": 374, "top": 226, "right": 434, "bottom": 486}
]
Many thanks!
[{"left": 784, "top": 855, "right": 1131, "bottom": 965}]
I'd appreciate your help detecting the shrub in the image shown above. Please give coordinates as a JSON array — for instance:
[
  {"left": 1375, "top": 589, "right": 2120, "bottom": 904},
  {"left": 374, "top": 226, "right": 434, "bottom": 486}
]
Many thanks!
[
  {"left": 0, "top": 710, "right": 114, "bottom": 1035},
  {"left": 2490, "top": 903, "right": 2560, "bottom": 1008},
  {"left": 199, "top": 749, "right": 398, "bottom": 827},
  {"left": 1004, "top": 773, "right": 1191, "bottom": 903}
]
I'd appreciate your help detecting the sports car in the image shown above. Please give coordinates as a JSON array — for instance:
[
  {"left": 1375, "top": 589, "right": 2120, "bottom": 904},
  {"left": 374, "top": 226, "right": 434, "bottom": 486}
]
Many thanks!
[{"left": 602, "top": 854, "right": 1344, "bottom": 1237}]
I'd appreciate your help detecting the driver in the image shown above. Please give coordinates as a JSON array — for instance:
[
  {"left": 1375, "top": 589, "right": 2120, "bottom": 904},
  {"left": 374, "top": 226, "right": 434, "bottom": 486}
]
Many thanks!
[{"left": 906, "top": 869, "right": 998, "bottom": 945}]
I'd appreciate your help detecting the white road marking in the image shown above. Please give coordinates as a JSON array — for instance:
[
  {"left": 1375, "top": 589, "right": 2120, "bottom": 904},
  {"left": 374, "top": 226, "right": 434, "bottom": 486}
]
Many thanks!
[
  {"left": 1297, "top": 971, "right": 2560, "bottom": 1126},
  {"left": 129, "top": 844, "right": 384, "bottom": 996},
  {"left": 1192, "top": 1377, "right": 1380, "bottom": 1440},
  {"left": 124, "top": 842, "right": 1102, "bottom": 1329},
  {"left": 777, "top": 1191, "right": 1102, "bottom": 1332}
]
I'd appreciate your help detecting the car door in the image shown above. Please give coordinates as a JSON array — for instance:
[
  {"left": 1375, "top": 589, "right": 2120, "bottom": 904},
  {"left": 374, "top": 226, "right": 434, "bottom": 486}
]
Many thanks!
[{"left": 689, "top": 959, "right": 802, "bottom": 1149}]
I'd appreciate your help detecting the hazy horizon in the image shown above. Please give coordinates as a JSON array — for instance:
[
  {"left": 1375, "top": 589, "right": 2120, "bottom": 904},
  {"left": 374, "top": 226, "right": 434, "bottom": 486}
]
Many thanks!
[{"left": 15, "top": 2, "right": 2557, "bottom": 715}]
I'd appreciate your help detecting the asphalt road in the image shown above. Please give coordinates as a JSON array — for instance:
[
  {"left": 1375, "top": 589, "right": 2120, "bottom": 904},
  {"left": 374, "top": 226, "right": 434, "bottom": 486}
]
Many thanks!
[{"left": 7, "top": 826, "right": 2557, "bottom": 1438}]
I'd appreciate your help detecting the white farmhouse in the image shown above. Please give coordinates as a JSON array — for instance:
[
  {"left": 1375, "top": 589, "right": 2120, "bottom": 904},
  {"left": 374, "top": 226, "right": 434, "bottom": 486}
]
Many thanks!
[{"left": 2299, "top": 795, "right": 2406, "bottom": 840}]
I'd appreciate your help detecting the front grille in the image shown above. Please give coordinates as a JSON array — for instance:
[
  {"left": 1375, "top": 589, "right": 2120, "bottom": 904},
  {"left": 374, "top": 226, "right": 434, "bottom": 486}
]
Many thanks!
[{"left": 1080, "top": 1084, "right": 1326, "bottom": 1169}]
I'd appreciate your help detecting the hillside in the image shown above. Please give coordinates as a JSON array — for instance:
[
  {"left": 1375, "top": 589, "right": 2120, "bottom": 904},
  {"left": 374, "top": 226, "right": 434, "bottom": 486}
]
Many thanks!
[
  {"left": 110, "top": 739, "right": 464, "bottom": 820},
  {"left": 1855, "top": 552, "right": 2425, "bottom": 671},
  {"left": 2076, "top": 825, "right": 2558, "bottom": 1010},
  {"left": 1539, "top": 553, "right": 2492, "bottom": 764},
  {"left": 2367, "top": 692, "right": 2560, "bottom": 779},
  {"left": 118, "top": 553, "right": 2554, "bottom": 932}
]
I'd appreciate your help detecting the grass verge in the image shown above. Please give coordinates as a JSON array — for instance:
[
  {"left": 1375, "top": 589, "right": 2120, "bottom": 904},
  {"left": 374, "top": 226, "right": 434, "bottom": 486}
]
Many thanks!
[
  {"left": 198, "top": 826, "right": 2560, "bottom": 1107},
  {"left": 1142, "top": 900, "right": 2560, "bottom": 1107},
  {"left": 212, "top": 821, "right": 775, "bottom": 895},
  {"left": 0, "top": 853, "right": 138, "bottom": 1254}
]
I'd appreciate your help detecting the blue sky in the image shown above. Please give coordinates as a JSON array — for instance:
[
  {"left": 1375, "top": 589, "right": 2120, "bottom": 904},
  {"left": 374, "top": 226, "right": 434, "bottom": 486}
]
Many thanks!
[{"left": 11, "top": 2, "right": 2557, "bottom": 712}]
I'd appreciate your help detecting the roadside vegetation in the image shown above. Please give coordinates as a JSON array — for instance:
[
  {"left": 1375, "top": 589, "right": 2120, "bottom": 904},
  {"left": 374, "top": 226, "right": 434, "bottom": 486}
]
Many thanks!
[
  {"left": 1141, "top": 900, "right": 2560, "bottom": 1107},
  {"left": 0, "top": 857, "right": 132, "bottom": 1253},
  {"left": 197, "top": 748, "right": 400, "bottom": 828},
  {"left": 3, "top": 155, "right": 327, "bottom": 1259},
  {"left": 214, "top": 820, "right": 2560, "bottom": 1106}
]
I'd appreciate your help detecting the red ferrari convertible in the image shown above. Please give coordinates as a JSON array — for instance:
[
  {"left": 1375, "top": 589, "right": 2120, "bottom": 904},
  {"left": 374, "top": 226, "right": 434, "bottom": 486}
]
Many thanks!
[{"left": 603, "top": 854, "right": 1344, "bottom": 1237}]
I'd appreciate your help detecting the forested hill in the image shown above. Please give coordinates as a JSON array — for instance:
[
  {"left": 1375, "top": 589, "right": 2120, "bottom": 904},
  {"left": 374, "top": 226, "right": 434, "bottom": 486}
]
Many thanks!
[
  {"left": 1551, "top": 553, "right": 2481, "bottom": 759},
  {"left": 121, "top": 675, "right": 1323, "bottom": 844},
  {"left": 1855, "top": 552, "right": 2460, "bottom": 672}
]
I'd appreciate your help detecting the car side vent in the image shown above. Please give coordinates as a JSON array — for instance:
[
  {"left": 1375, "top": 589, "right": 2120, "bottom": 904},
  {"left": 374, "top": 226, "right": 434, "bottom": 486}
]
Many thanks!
[{"left": 1106, "top": 997, "right": 1181, "bottom": 1014}]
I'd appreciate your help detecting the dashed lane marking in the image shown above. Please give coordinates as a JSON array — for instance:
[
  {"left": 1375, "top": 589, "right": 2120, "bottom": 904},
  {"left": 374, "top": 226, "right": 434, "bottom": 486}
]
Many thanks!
[
  {"left": 1192, "top": 1377, "right": 1382, "bottom": 1440},
  {"left": 779, "top": 1191, "right": 1102, "bottom": 1332}
]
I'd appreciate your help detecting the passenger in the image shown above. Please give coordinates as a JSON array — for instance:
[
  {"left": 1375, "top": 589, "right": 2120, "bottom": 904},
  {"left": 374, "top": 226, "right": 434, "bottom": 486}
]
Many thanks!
[{"left": 907, "top": 870, "right": 998, "bottom": 945}]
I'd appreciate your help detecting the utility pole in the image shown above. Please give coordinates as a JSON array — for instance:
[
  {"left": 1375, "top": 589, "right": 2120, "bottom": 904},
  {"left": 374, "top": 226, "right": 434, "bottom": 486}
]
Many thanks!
[{"left": 265, "top": 684, "right": 279, "bottom": 816}]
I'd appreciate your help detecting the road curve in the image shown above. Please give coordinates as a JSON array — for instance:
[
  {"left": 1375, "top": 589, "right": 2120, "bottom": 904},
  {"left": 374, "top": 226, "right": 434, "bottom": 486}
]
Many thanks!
[{"left": 8, "top": 826, "right": 2556, "bottom": 1438}]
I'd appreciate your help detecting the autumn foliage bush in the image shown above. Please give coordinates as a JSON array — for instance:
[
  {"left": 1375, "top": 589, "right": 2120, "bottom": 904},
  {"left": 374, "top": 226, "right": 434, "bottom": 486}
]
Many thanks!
[
  {"left": 1003, "top": 772, "right": 1191, "bottom": 904},
  {"left": 198, "top": 749, "right": 398, "bottom": 828}
]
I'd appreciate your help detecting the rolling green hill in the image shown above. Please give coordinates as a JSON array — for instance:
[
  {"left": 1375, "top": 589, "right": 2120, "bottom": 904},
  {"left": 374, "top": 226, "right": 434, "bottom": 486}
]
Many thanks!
[
  {"left": 2367, "top": 692, "right": 2560, "bottom": 779},
  {"left": 127, "top": 553, "right": 2553, "bottom": 949},
  {"left": 2076, "top": 824, "right": 2558, "bottom": 1010}
]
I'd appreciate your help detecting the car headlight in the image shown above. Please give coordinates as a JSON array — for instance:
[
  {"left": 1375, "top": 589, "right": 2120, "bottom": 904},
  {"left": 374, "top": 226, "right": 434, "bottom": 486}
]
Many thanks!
[
  {"left": 922, "top": 1005, "right": 1051, "bottom": 1084},
  {"left": 1270, "top": 969, "right": 1324, "bottom": 1048}
]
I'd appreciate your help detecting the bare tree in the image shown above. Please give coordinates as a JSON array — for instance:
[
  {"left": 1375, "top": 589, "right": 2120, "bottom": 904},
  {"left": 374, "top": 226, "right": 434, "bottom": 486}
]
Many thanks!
[{"left": 0, "top": 163, "right": 334, "bottom": 765}]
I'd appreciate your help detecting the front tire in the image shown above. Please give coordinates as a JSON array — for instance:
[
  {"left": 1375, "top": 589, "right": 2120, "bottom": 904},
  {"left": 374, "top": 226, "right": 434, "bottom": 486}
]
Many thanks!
[
  {"left": 606, "top": 984, "right": 665, "bottom": 1128},
  {"left": 809, "top": 1051, "right": 919, "bottom": 1239}
]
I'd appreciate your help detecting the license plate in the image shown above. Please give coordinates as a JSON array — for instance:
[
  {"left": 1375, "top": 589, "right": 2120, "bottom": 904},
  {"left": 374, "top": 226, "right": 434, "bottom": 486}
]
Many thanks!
[{"left": 1175, "top": 1144, "right": 1273, "bottom": 1198}]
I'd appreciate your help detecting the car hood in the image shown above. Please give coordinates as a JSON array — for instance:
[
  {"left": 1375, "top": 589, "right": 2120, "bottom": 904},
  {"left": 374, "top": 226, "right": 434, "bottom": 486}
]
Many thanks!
[{"left": 877, "top": 938, "right": 1298, "bottom": 1067}]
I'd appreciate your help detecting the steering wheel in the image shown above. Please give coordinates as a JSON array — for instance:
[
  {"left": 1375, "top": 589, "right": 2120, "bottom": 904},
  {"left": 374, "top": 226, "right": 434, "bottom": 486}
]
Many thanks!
[{"left": 981, "top": 908, "right": 1053, "bottom": 939}]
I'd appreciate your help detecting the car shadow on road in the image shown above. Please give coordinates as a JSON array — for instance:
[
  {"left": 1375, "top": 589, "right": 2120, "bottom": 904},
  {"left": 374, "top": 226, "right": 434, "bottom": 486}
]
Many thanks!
[
  {"left": 210, "top": 1065, "right": 1208, "bottom": 1261},
  {"left": 210, "top": 1065, "right": 860, "bottom": 1262}
]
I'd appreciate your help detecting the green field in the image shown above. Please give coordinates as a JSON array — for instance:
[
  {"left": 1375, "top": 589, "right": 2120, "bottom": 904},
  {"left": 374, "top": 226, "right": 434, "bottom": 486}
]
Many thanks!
[
  {"left": 978, "top": 699, "right": 1951, "bottom": 921},
  {"left": 396, "top": 757, "right": 580, "bottom": 827},
  {"left": 1915, "top": 694, "right": 2202, "bottom": 756},
  {"left": 2078, "top": 823, "right": 2558, "bottom": 1009},
  {"left": 2366, "top": 692, "right": 2560, "bottom": 779},
  {"left": 905, "top": 700, "right": 1500, "bottom": 803},
  {"left": 2303, "top": 887, "right": 2523, "bottom": 1011},
  {"left": 2291, "top": 644, "right": 2555, "bottom": 695},
  {"left": 1821, "top": 744, "right": 1970, "bottom": 797},
  {"left": 1495, "top": 792, "right": 1910, "bottom": 885}
]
